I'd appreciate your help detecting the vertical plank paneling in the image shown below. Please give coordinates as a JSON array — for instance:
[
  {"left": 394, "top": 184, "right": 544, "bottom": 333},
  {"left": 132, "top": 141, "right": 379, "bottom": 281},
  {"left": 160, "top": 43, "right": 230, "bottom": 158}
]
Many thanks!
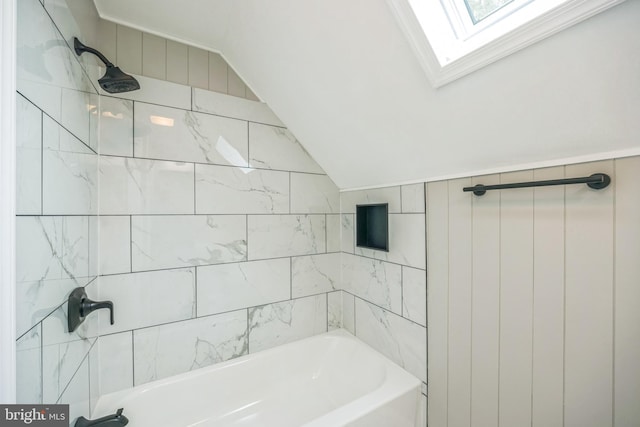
[
  {"left": 448, "top": 178, "right": 473, "bottom": 427},
  {"left": 427, "top": 181, "right": 449, "bottom": 427},
  {"left": 532, "top": 166, "right": 565, "bottom": 427},
  {"left": 499, "top": 170, "right": 534, "bottom": 427},
  {"left": 564, "top": 160, "right": 614, "bottom": 427},
  {"left": 142, "top": 33, "right": 166, "bottom": 80},
  {"left": 614, "top": 157, "right": 640, "bottom": 427},
  {"left": 116, "top": 25, "right": 142, "bottom": 75},
  {"left": 187, "top": 47, "right": 209, "bottom": 90},
  {"left": 166, "top": 41, "right": 189, "bottom": 85},
  {"left": 470, "top": 174, "right": 500, "bottom": 427}
]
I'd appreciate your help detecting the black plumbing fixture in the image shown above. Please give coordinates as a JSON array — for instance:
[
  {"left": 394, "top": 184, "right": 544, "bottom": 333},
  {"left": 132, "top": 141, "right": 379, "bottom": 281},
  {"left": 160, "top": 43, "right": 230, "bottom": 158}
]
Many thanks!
[
  {"left": 73, "top": 37, "right": 140, "bottom": 93},
  {"left": 74, "top": 408, "right": 129, "bottom": 426},
  {"left": 68, "top": 287, "right": 114, "bottom": 333},
  {"left": 463, "top": 173, "right": 611, "bottom": 196}
]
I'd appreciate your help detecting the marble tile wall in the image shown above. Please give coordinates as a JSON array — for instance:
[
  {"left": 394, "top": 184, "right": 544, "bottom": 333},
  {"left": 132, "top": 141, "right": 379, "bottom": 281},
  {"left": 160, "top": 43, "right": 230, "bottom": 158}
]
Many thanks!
[
  {"left": 16, "top": 0, "right": 339, "bottom": 423},
  {"left": 16, "top": 0, "right": 101, "bottom": 419},
  {"left": 339, "top": 183, "right": 428, "bottom": 424},
  {"left": 96, "top": 64, "right": 340, "bottom": 392}
]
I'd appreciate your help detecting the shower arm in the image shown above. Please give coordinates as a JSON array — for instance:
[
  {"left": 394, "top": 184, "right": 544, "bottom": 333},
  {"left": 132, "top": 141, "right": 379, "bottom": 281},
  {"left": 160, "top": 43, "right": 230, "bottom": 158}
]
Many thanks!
[{"left": 73, "top": 37, "right": 115, "bottom": 68}]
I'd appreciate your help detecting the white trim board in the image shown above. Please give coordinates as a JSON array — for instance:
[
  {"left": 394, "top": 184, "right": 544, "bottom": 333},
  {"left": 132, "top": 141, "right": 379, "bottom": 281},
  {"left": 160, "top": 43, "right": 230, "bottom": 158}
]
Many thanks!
[
  {"left": 387, "top": 0, "right": 627, "bottom": 88},
  {"left": 0, "top": 0, "right": 17, "bottom": 404}
]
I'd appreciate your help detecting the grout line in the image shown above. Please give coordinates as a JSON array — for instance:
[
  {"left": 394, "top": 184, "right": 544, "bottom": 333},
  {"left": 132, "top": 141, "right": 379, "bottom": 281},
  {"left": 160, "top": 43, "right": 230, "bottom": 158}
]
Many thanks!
[
  {"left": 131, "top": 330, "right": 135, "bottom": 387},
  {"left": 98, "top": 152, "right": 327, "bottom": 176},
  {"left": 194, "top": 266, "right": 198, "bottom": 318},
  {"left": 401, "top": 266, "right": 405, "bottom": 318},
  {"left": 129, "top": 216, "right": 133, "bottom": 273},
  {"left": 611, "top": 161, "right": 616, "bottom": 427},
  {"left": 246, "top": 308, "right": 250, "bottom": 354},
  {"left": 132, "top": 102, "right": 135, "bottom": 158},
  {"left": 39, "top": 324, "right": 44, "bottom": 403},
  {"left": 56, "top": 338, "right": 98, "bottom": 402},
  {"left": 40, "top": 110, "right": 44, "bottom": 215}
]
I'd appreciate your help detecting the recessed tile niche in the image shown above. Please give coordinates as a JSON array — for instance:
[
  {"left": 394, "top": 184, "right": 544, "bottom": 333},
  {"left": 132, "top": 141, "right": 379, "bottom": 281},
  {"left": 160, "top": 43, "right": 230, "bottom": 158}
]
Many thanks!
[{"left": 356, "top": 204, "right": 389, "bottom": 252}]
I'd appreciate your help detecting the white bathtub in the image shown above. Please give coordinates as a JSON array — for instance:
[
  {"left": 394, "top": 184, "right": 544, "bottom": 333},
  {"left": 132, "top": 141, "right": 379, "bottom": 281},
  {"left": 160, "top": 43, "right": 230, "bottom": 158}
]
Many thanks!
[{"left": 92, "top": 329, "right": 422, "bottom": 426}]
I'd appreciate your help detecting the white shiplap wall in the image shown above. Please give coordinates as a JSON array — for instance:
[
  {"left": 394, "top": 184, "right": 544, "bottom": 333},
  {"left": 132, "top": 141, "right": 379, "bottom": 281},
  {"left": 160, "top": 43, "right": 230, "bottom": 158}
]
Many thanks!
[{"left": 427, "top": 157, "right": 640, "bottom": 427}]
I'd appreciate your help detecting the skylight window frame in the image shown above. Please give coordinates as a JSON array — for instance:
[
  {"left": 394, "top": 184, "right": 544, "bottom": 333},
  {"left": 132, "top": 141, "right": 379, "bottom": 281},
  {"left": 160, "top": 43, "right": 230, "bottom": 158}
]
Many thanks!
[
  {"left": 445, "top": 0, "right": 534, "bottom": 39},
  {"left": 387, "top": 0, "right": 627, "bottom": 88}
]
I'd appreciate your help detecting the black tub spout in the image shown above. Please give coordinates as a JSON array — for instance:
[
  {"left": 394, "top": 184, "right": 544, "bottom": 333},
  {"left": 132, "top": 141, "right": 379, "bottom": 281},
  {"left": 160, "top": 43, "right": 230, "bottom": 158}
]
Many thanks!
[{"left": 74, "top": 408, "right": 128, "bottom": 426}]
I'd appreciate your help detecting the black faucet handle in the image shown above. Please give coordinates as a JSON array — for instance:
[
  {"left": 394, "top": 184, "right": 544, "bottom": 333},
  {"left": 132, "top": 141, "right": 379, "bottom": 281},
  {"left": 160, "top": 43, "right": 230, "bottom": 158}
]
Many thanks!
[{"left": 81, "top": 298, "right": 114, "bottom": 325}]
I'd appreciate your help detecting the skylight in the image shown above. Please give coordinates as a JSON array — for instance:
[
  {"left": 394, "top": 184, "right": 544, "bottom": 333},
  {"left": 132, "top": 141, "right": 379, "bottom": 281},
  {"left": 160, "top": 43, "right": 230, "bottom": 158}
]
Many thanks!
[{"left": 387, "top": 0, "right": 627, "bottom": 87}]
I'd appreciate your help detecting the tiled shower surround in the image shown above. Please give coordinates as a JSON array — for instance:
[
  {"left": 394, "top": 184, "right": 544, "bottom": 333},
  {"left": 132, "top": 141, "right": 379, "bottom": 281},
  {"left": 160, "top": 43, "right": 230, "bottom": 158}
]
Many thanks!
[
  {"left": 15, "top": 0, "right": 342, "bottom": 421},
  {"left": 338, "top": 186, "right": 428, "bottom": 414}
]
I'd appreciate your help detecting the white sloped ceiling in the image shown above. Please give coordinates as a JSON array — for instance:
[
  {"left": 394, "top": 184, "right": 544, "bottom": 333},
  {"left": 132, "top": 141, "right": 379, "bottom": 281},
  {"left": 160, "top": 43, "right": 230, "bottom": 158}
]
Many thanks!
[{"left": 94, "top": 0, "right": 640, "bottom": 189}]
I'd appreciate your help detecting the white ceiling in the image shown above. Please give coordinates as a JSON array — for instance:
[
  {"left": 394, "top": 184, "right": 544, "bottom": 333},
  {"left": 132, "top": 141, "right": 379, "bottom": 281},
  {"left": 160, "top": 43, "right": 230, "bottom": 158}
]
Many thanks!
[{"left": 94, "top": 0, "right": 640, "bottom": 190}]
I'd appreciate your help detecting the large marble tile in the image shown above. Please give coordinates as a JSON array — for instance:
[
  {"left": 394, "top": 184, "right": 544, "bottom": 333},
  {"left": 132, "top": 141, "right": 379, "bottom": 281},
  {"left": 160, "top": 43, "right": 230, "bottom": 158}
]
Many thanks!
[
  {"left": 88, "top": 218, "right": 98, "bottom": 281},
  {"left": 43, "top": 0, "right": 86, "bottom": 47},
  {"left": 16, "top": 325, "right": 42, "bottom": 404},
  {"left": 341, "top": 214, "right": 355, "bottom": 253},
  {"left": 98, "top": 74, "right": 191, "bottom": 110},
  {"left": 134, "top": 102, "right": 249, "bottom": 166},
  {"left": 247, "top": 215, "right": 326, "bottom": 260},
  {"left": 43, "top": 338, "right": 95, "bottom": 403},
  {"left": 17, "top": 0, "right": 95, "bottom": 122},
  {"left": 401, "top": 183, "right": 426, "bottom": 213},
  {"left": 328, "top": 291, "right": 343, "bottom": 331},
  {"left": 88, "top": 343, "right": 100, "bottom": 412},
  {"left": 355, "top": 213, "right": 426, "bottom": 270},
  {"left": 131, "top": 215, "right": 246, "bottom": 271},
  {"left": 249, "top": 123, "right": 324, "bottom": 174},
  {"left": 99, "top": 216, "right": 131, "bottom": 275},
  {"left": 16, "top": 277, "right": 92, "bottom": 337},
  {"left": 248, "top": 294, "right": 327, "bottom": 353},
  {"left": 97, "top": 269, "right": 195, "bottom": 334},
  {"left": 42, "top": 284, "right": 100, "bottom": 346},
  {"left": 42, "top": 120, "right": 98, "bottom": 215},
  {"left": 340, "top": 186, "right": 402, "bottom": 213},
  {"left": 290, "top": 173, "right": 339, "bottom": 214},
  {"left": 342, "top": 291, "right": 356, "bottom": 334},
  {"left": 16, "top": 94, "right": 42, "bottom": 215},
  {"left": 133, "top": 311, "right": 248, "bottom": 385},
  {"left": 192, "top": 88, "right": 283, "bottom": 126},
  {"left": 195, "top": 165, "right": 289, "bottom": 214},
  {"left": 16, "top": 216, "right": 90, "bottom": 283},
  {"left": 60, "top": 88, "right": 98, "bottom": 149},
  {"left": 291, "top": 253, "right": 340, "bottom": 298},
  {"left": 100, "top": 96, "right": 133, "bottom": 157},
  {"left": 99, "top": 156, "right": 194, "bottom": 215},
  {"left": 326, "top": 214, "right": 341, "bottom": 253},
  {"left": 341, "top": 253, "right": 402, "bottom": 314},
  {"left": 98, "top": 332, "right": 133, "bottom": 395},
  {"left": 197, "top": 258, "right": 290, "bottom": 316},
  {"left": 402, "top": 266, "right": 427, "bottom": 327},
  {"left": 57, "top": 356, "right": 90, "bottom": 423},
  {"left": 42, "top": 149, "right": 97, "bottom": 219},
  {"left": 42, "top": 114, "right": 92, "bottom": 154},
  {"left": 355, "top": 298, "right": 427, "bottom": 382}
]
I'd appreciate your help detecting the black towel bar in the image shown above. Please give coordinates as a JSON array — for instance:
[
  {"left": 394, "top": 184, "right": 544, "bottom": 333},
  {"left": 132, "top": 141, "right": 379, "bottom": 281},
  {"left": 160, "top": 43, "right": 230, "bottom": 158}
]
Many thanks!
[{"left": 463, "top": 173, "right": 611, "bottom": 196}]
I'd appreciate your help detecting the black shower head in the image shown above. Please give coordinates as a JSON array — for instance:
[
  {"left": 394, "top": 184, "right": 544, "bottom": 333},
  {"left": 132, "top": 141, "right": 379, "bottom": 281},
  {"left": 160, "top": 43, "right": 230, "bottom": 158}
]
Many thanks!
[
  {"left": 73, "top": 37, "right": 140, "bottom": 94},
  {"left": 98, "top": 66, "right": 141, "bottom": 93}
]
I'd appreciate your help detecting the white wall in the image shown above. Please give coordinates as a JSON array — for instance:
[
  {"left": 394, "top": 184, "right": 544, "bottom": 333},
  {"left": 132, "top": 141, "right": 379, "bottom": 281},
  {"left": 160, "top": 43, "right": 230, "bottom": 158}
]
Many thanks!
[{"left": 427, "top": 157, "right": 640, "bottom": 427}]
